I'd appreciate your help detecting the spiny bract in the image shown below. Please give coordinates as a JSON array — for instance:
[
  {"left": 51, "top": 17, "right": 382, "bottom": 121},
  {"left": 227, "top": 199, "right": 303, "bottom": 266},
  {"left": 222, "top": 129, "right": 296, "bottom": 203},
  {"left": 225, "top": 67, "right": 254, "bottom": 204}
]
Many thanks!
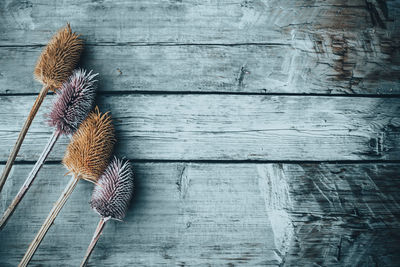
[
  {"left": 48, "top": 69, "right": 97, "bottom": 135},
  {"left": 34, "top": 23, "right": 84, "bottom": 91},
  {"left": 63, "top": 107, "right": 116, "bottom": 182},
  {"left": 90, "top": 157, "right": 134, "bottom": 220}
]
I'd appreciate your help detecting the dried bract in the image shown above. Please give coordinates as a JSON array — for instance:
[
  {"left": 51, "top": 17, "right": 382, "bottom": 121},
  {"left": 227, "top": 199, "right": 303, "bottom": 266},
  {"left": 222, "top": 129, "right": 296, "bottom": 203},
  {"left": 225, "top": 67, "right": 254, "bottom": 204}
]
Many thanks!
[
  {"left": 48, "top": 69, "right": 97, "bottom": 135},
  {"left": 63, "top": 107, "right": 116, "bottom": 182},
  {"left": 91, "top": 157, "right": 134, "bottom": 220},
  {"left": 34, "top": 23, "right": 84, "bottom": 90}
]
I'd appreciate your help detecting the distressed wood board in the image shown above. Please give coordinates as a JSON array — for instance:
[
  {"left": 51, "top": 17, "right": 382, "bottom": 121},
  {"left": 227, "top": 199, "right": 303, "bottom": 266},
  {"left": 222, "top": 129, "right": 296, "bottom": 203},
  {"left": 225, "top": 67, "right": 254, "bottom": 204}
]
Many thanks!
[
  {"left": 0, "top": 94, "right": 399, "bottom": 161},
  {"left": 0, "top": 163, "right": 399, "bottom": 266},
  {"left": 0, "top": 43, "right": 399, "bottom": 95},
  {"left": 0, "top": 0, "right": 399, "bottom": 95},
  {"left": 0, "top": 0, "right": 400, "bottom": 266},
  {"left": 1, "top": 0, "right": 399, "bottom": 46}
]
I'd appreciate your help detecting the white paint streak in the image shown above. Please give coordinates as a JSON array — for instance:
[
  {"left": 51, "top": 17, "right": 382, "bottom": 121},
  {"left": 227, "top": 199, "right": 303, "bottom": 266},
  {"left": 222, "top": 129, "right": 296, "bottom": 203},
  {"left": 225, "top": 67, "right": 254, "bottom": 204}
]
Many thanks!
[
  {"left": 257, "top": 165, "right": 294, "bottom": 263},
  {"left": 177, "top": 164, "right": 190, "bottom": 200},
  {"left": 237, "top": 0, "right": 267, "bottom": 30}
]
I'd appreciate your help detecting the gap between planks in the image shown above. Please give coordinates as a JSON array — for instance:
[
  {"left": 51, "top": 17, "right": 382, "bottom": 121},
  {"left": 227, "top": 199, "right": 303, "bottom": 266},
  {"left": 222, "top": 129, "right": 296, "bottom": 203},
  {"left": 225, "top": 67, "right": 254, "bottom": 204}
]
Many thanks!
[
  {"left": 2, "top": 91, "right": 400, "bottom": 98},
  {"left": 4, "top": 159, "right": 400, "bottom": 165},
  {"left": 0, "top": 42, "right": 293, "bottom": 48}
]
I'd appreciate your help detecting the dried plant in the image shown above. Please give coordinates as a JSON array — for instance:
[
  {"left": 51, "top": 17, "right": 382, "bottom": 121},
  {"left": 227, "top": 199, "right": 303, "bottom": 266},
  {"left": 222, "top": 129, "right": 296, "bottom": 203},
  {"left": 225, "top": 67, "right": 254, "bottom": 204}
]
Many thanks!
[
  {"left": 0, "top": 69, "right": 97, "bottom": 230},
  {"left": 81, "top": 157, "right": 134, "bottom": 266},
  {"left": 48, "top": 69, "right": 98, "bottom": 135},
  {"left": 19, "top": 108, "right": 116, "bottom": 267},
  {"left": 0, "top": 24, "right": 84, "bottom": 193},
  {"left": 91, "top": 157, "right": 134, "bottom": 221},
  {"left": 34, "top": 23, "right": 84, "bottom": 90},
  {"left": 63, "top": 107, "right": 116, "bottom": 182}
]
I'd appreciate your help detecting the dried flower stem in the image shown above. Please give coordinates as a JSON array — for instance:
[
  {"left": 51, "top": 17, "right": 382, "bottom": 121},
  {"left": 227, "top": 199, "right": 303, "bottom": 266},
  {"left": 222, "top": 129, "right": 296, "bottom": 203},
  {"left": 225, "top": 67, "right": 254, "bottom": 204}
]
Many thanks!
[
  {"left": 0, "top": 130, "right": 60, "bottom": 230},
  {"left": 0, "top": 85, "right": 50, "bottom": 192},
  {"left": 80, "top": 157, "right": 134, "bottom": 265},
  {"left": 19, "top": 175, "right": 80, "bottom": 267},
  {"left": 0, "top": 69, "right": 97, "bottom": 229},
  {"left": 19, "top": 108, "right": 115, "bottom": 265},
  {"left": 0, "top": 24, "right": 83, "bottom": 193},
  {"left": 80, "top": 217, "right": 109, "bottom": 267}
]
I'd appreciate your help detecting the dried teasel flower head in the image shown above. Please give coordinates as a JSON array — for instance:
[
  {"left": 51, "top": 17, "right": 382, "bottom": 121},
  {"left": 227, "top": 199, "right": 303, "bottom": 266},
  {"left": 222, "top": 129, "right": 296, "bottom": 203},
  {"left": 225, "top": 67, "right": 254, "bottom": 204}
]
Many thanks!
[
  {"left": 48, "top": 69, "right": 97, "bottom": 135},
  {"left": 90, "top": 157, "right": 134, "bottom": 221},
  {"left": 34, "top": 23, "right": 84, "bottom": 91},
  {"left": 63, "top": 107, "right": 116, "bottom": 182}
]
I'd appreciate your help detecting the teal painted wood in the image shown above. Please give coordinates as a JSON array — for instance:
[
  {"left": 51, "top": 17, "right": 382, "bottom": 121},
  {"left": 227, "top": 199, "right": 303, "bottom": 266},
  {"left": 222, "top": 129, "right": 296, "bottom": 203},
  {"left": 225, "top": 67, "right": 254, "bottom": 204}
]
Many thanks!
[
  {"left": 1, "top": 43, "right": 398, "bottom": 95},
  {"left": 0, "top": 95, "right": 399, "bottom": 161},
  {"left": 1, "top": 0, "right": 398, "bottom": 46},
  {"left": 0, "top": 0, "right": 399, "bottom": 266},
  {"left": 0, "top": 163, "right": 399, "bottom": 266},
  {"left": 0, "top": 0, "right": 399, "bottom": 95}
]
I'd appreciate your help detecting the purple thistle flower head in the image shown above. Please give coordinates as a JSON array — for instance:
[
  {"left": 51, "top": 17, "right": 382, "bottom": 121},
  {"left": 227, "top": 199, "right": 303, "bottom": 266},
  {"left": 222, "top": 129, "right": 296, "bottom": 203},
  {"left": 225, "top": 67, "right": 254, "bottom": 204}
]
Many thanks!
[
  {"left": 90, "top": 157, "right": 134, "bottom": 221},
  {"left": 48, "top": 69, "right": 97, "bottom": 135}
]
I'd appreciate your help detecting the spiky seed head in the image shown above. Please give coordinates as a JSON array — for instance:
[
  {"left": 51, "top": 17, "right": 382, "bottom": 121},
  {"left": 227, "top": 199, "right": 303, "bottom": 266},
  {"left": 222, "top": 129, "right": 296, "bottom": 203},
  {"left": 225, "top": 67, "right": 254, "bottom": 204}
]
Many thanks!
[
  {"left": 63, "top": 107, "right": 116, "bottom": 183},
  {"left": 34, "top": 23, "right": 84, "bottom": 91},
  {"left": 90, "top": 157, "right": 134, "bottom": 221},
  {"left": 48, "top": 69, "right": 97, "bottom": 135}
]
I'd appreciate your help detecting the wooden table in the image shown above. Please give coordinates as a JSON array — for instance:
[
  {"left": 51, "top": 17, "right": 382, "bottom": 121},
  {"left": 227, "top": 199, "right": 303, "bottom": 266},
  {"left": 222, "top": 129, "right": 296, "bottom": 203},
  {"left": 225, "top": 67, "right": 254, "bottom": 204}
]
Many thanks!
[{"left": 0, "top": 0, "right": 399, "bottom": 266}]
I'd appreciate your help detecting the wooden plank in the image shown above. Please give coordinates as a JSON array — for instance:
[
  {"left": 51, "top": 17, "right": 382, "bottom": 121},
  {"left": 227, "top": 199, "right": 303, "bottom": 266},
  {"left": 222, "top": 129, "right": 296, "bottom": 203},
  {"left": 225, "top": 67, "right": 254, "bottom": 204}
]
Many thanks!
[
  {"left": 0, "top": 0, "right": 398, "bottom": 45},
  {"left": 284, "top": 163, "right": 400, "bottom": 266},
  {"left": 1, "top": 0, "right": 399, "bottom": 95},
  {"left": 0, "top": 163, "right": 399, "bottom": 266},
  {"left": 0, "top": 94, "right": 399, "bottom": 161},
  {"left": 0, "top": 1, "right": 399, "bottom": 267},
  {"left": 0, "top": 43, "right": 399, "bottom": 95}
]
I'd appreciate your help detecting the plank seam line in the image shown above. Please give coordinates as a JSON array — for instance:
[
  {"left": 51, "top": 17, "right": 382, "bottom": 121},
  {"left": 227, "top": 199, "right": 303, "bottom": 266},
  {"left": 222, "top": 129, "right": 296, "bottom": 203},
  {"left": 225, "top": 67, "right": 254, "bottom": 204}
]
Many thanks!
[
  {"left": 4, "top": 159, "right": 400, "bottom": 165},
  {"left": 0, "top": 42, "right": 293, "bottom": 48},
  {"left": 2, "top": 91, "right": 400, "bottom": 98}
]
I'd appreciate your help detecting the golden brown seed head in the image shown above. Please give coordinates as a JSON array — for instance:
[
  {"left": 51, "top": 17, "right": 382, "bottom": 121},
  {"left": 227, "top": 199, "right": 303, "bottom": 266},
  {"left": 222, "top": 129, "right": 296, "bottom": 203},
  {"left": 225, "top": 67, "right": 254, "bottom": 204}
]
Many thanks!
[
  {"left": 34, "top": 23, "right": 84, "bottom": 91},
  {"left": 63, "top": 107, "right": 116, "bottom": 183}
]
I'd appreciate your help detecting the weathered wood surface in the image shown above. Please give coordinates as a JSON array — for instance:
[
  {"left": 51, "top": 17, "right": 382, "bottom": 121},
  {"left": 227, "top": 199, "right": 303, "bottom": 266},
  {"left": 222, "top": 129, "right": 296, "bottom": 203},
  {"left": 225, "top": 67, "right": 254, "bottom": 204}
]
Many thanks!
[
  {"left": 0, "top": 95, "right": 399, "bottom": 161},
  {"left": 0, "top": 42, "right": 399, "bottom": 95},
  {"left": 1, "top": 0, "right": 400, "bottom": 266},
  {"left": 0, "top": 0, "right": 399, "bottom": 95},
  {"left": 0, "top": 163, "right": 399, "bottom": 266},
  {"left": 1, "top": 0, "right": 398, "bottom": 45}
]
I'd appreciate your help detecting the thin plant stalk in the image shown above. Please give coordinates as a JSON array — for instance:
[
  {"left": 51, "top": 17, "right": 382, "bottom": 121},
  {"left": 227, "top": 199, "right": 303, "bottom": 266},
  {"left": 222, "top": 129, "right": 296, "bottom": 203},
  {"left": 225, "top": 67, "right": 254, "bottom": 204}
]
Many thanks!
[
  {"left": 0, "top": 69, "right": 97, "bottom": 230},
  {"left": 80, "top": 157, "right": 134, "bottom": 266},
  {"left": 0, "top": 24, "right": 83, "bottom": 193},
  {"left": 19, "top": 108, "right": 115, "bottom": 265},
  {"left": 0, "top": 130, "right": 60, "bottom": 230},
  {"left": 0, "top": 85, "right": 50, "bottom": 192},
  {"left": 80, "top": 217, "right": 109, "bottom": 267},
  {"left": 18, "top": 175, "right": 80, "bottom": 267}
]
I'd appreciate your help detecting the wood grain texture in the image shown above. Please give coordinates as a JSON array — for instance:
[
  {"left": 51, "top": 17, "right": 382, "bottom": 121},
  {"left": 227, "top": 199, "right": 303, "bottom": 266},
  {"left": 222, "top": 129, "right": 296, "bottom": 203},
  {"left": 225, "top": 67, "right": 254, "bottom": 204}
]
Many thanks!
[
  {"left": 0, "top": 0, "right": 399, "bottom": 95},
  {"left": 1, "top": 43, "right": 399, "bottom": 95},
  {"left": 1, "top": 0, "right": 399, "bottom": 266},
  {"left": 1, "top": 0, "right": 398, "bottom": 45},
  {"left": 0, "top": 94, "right": 399, "bottom": 161},
  {"left": 0, "top": 163, "right": 399, "bottom": 266},
  {"left": 285, "top": 163, "right": 400, "bottom": 266}
]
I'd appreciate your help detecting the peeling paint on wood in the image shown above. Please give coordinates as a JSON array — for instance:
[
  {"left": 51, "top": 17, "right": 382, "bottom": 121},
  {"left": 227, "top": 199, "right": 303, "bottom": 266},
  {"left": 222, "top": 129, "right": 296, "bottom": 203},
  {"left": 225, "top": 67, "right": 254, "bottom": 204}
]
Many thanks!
[
  {"left": 257, "top": 165, "right": 293, "bottom": 264},
  {"left": 0, "top": 94, "right": 399, "bottom": 161},
  {"left": 1, "top": 0, "right": 398, "bottom": 45},
  {"left": 0, "top": 0, "right": 399, "bottom": 266},
  {"left": 0, "top": 0, "right": 399, "bottom": 94},
  {"left": 0, "top": 43, "right": 398, "bottom": 95},
  {"left": 0, "top": 163, "right": 399, "bottom": 266},
  {"left": 284, "top": 163, "right": 400, "bottom": 266}
]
